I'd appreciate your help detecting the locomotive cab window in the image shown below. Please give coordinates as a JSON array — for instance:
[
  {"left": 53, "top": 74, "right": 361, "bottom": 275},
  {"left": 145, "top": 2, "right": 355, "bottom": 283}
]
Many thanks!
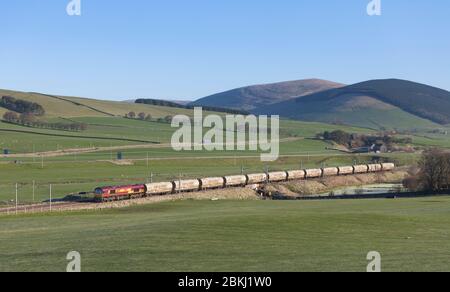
[
  {"left": 133, "top": 188, "right": 141, "bottom": 192},
  {"left": 109, "top": 190, "right": 116, "bottom": 194}
]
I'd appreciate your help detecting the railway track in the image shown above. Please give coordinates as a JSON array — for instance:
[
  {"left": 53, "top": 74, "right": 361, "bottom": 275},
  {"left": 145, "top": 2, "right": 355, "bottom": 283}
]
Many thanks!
[{"left": 0, "top": 201, "right": 92, "bottom": 215}]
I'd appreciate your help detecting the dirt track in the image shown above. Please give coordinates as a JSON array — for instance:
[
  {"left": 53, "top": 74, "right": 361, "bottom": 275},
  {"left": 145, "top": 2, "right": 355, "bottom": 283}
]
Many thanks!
[
  {"left": 0, "top": 137, "right": 303, "bottom": 158},
  {"left": 0, "top": 144, "right": 169, "bottom": 158}
]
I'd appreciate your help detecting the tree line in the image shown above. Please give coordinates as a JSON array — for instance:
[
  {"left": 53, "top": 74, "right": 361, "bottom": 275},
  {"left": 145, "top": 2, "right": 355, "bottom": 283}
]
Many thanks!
[
  {"left": 135, "top": 98, "right": 250, "bottom": 115},
  {"left": 317, "top": 130, "right": 412, "bottom": 151},
  {"left": 124, "top": 111, "right": 173, "bottom": 124},
  {"left": 1, "top": 96, "right": 45, "bottom": 116},
  {"left": 2, "top": 111, "right": 87, "bottom": 132}
]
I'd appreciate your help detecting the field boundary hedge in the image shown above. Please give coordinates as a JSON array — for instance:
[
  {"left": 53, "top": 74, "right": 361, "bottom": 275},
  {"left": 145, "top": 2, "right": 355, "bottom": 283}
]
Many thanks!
[
  {"left": 0, "top": 128, "right": 160, "bottom": 144},
  {"left": 29, "top": 92, "right": 116, "bottom": 117}
]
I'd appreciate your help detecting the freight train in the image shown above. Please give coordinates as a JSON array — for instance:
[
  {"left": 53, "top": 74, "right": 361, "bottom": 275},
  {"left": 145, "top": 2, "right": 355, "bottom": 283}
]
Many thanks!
[{"left": 94, "top": 163, "right": 395, "bottom": 202}]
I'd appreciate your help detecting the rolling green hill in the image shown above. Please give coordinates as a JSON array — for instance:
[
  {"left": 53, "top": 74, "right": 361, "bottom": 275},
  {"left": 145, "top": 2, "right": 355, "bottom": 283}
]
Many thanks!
[
  {"left": 191, "top": 79, "right": 344, "bottom": 111},
  {"left": 258, "top": 95, "right": 440, "bottom": 130},
  {"left": 0, "top": 89, "right": 197, "bottom": 119},
  {"left": 254, "top": 79, "right": 450, "bottom": 130}
]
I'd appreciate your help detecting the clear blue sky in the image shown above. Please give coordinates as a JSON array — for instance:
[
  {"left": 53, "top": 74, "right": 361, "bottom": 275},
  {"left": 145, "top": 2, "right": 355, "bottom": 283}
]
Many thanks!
[{"left": 1, "top": 0, "right": 449, "bottom": 101}]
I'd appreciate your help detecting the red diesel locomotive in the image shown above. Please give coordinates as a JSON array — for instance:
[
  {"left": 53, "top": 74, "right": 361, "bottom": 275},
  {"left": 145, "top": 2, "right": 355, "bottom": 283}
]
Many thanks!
[{"left": 94, "top": 184, "right": 146, "bottom": 202}]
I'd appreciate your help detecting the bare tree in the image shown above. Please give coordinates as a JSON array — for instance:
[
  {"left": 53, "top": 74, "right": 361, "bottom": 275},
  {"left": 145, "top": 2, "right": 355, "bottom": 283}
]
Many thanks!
[
  {"left": 138, "top": 112, "right": 146, "bottom": 120},
  {"left": 19, "top": 113, "right": 36, "bottom": 125},
  {"left": 415, "top": 149, "right": 450, "bottom": 191},
  {"left": 2, "top": 111, "right": 18, "bottom": 122}
]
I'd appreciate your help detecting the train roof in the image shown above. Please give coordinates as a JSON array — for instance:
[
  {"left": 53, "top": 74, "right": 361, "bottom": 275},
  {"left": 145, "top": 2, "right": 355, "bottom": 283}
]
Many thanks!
[{"left": 96, "top": 184, "right": 146, "bottom": 190}]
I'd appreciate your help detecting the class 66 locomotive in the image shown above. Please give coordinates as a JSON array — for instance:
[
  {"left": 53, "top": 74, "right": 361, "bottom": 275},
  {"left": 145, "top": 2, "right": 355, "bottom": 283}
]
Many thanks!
[{"left": 94, "top": 163, "right": 395, "bottom": 202}]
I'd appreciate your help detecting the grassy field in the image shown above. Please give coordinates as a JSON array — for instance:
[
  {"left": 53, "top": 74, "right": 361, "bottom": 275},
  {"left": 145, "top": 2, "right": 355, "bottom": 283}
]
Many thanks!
[
  {"left": 289, "top": 107, "right": 442, "bottom": 131},
  {"left": 0, "top": 115, "right": 374, "bottom": 154},
  {"left": 1, "top": 198, "right": 450, "bottom": 272},
  {"left": 0, "top": 118, "right": 175, "bottom": 153},
  {"left": 410, "top": 134, "right": 450, "bottom": 148},
  {"left": 3, "top": 115, "right": 447, "bottom": 155}
]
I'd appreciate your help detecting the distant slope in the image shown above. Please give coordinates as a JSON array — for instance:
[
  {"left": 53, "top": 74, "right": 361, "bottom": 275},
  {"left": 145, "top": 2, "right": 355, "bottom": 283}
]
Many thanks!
[
  {"left": 254, "top": 79, "right": 450, "bottom": 130},
  {"left": 0, "top": 89, "right": 106, "bottom": 118},
  {"left": 0, "top": 89, "right": 202, "bottom": 119},
  {"left": 171, "top": 100, "right": 192, "bottom": 106},
  {"left": 190, "top": 79, "right": 344, "bottom": 111},
  {"left": 124, "top": 99, "right": 192, "bottom": 106},
  {"left": 60, "top": 95, "right": 198, "bottom": 118}
]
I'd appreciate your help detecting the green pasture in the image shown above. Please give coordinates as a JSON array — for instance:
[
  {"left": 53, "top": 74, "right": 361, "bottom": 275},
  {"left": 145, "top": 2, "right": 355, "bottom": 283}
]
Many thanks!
[{"left": 1, "top": 198, "right": 450, "bottom": 272}]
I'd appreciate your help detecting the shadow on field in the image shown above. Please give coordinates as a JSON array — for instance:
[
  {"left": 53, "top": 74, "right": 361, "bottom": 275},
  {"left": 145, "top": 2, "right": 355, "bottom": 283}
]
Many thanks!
[{"left": 42, "top": 193, "right": 95, "bottom": 204}]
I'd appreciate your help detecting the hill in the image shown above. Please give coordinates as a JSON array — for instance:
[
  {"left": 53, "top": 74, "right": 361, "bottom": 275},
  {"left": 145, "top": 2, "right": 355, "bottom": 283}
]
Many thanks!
[
  {"left": 0, "top": 89, "right": 200, "bottom": 119},
  {"left": 254, "top": 79, "right": 450, "bottom": 130},
  {"left": 190, "top": 79, "right": 344, "bottom": 111}
]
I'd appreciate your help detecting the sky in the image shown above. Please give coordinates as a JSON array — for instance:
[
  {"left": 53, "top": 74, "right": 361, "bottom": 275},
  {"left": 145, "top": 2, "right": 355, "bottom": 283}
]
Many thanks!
[{"left": 1, "top": 0, "right": 449, "bottom": 101}]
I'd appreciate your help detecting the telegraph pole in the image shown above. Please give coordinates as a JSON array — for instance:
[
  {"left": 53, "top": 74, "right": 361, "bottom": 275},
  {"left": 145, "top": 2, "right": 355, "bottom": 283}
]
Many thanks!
[
  {"left": 49, "top": 184, "right": 52, "bottom": 212},
  {"left": 15, "top": 183, "right": 18, "bottom": 215},
  {"left": 32, "top": 180, "right": 35, "bottom": 202}
]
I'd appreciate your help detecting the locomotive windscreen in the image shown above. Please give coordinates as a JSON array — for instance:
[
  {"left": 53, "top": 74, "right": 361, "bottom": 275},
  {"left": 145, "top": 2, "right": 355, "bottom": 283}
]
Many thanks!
[{"left": 94, "top": 188, "right": 104, "bottom": 195}]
